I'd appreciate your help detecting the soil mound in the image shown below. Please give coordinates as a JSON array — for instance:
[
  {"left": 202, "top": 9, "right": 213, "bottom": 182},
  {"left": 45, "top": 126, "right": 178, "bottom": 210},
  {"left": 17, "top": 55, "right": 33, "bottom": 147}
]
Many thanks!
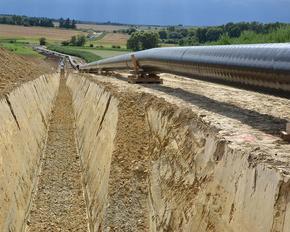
[{"left": 0, "top": 48, "right": 51, "bottom": 96}]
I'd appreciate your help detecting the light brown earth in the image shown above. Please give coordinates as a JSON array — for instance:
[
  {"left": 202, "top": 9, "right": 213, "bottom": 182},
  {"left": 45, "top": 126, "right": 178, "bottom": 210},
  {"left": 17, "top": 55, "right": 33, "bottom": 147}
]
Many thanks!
[
  {"left": 96, "top": 73, "right": 290, "bottom": 157},
  {"left": 0, "top": 47, "right": 53, "bottom": 97},
  {"left": 75, "top": 73, "right": 290, "bottom": 231},
  {"left": 0, "top": 24, "right": 84, "bottom": 41},
  {"left": 1, "top": 46, "right": 290, "bottom": 231},
  {"left": 26, "top": 76, "right": 88, "bottom": 232}
]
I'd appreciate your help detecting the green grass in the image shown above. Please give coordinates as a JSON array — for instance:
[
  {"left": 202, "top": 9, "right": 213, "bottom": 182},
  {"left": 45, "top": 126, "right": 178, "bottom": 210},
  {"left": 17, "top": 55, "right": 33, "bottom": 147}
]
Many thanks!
[
  {"left": 47, "top": 44, "right": 102, "bottom": 62},
  {"left": 86, "top": 42, "right": 128, "bottom": 49},
  {"left": 48, "top": 43, "right": 130, "bottom": 60},
  {"left": 72, "top": 45, "right": 130, "bottom": 58},
  {"left": 0, "top": 38, "right": 42, "bottom": 57},
  {"left": 81, "top": 49, "right": 129, "bottom": 58},
  {"left": 82, "top": 45, "right": 130, "bottom": 52}
]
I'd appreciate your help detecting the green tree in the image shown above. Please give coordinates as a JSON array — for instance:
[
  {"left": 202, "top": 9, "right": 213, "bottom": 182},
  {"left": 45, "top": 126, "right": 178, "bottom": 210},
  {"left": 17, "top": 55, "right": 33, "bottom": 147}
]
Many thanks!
[
  {"left": 72, "top": 20, "right": 77, "bottom": 29},
  {"left": 61, "top": 40, "right": 70, "bottom": 46},
  {"left": 59, "top": 18, "right": 64, "bottom": 28},
  {"left": 39, "top": 37, "right": 46, "bottom": 46},
  {"left": 127, "top": 32, "right": 142, "bottom": 51},
  {"left": 167, "top": 26, "right": 175, "bottom": 32},
  {"left": 158, "top": 30, "right": 168, "bottom": 40},
  {"left": 127, "top": 31, "right": 160, "bottom": 51},
  {"left": 76, "top": 35, "right": 86, "bottom": 46},
  {"left": 206, "top": 28, "right": 223, "bottom": 42},
  {"left": 70, "top": 36, "right": 77, "bottom": 45},
  {"left": 196, "top": 28, "right": 208, "bottom": 43},
  {"left": 127, "top": 27, "right": 137, "bottom": 35},
  {"left": 141, "top": 31, "right": 160, "bottom": 50},
  {"left": 218, "top": 34, "right": 231, "bottom": 45},
  {"left": 228, "top": 25, "right": 241, "bottom": 38},
  {"left": 64, "top": 18, "right": 71, "bottom": 28}
]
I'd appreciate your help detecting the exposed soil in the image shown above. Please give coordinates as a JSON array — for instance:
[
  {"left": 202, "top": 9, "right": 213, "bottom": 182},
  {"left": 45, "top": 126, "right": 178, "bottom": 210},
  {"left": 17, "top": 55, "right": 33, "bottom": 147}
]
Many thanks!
[
  {"left": 0, "top": 24, "right": 82, "bottom": 41},
  {"left": 26, "top": 77, "right": 88, "bottom": 232},
  {"left": 73, "top": 73, "right": 290, "bottom": 231},
  {"left": 153, "top": 74, "right": 290, "bottom": 158},
  {"left": 104, "top": 88, "right": 151, "bottom": 231},
  {"left": 0, "top": 48, "right": 53, "bottom": 97},
  {"left": 85, "top": 72, "right": 290, "bottom": 170}
]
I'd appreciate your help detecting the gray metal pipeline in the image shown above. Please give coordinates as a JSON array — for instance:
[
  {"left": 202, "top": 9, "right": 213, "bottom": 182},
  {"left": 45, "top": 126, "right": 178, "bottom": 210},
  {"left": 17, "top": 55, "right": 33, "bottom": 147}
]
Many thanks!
[{"left": 79, "top": 43, "right": 290, "bottom": 91}]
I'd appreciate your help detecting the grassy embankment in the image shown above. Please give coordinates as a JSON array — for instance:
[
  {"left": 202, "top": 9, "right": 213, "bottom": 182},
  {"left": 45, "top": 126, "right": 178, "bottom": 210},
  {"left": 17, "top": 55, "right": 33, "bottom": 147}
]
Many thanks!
[
  {"left": 0, "top": 38, "right": 42, "bottom": 57},
  {"left": 47, "top": 44, "right": 102, "bottom": 62},
  {"left": 47, "top": 44, "right": 131, "bottom": 62}
]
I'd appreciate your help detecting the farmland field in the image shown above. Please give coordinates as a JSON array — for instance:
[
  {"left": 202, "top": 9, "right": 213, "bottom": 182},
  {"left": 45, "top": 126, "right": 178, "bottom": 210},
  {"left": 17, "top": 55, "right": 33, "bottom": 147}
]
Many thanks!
[
  {"left": 76, "top": 23, "right": 129, "bottom": 32},
  {"left": 99, "top": 33, "right": 129, "bottom": 45},
  {"left": 0, "top": 24, "right": 85, "bottom": 41},
  {"left": 86, "top": 32, "right": 130, "bottom": 48}
]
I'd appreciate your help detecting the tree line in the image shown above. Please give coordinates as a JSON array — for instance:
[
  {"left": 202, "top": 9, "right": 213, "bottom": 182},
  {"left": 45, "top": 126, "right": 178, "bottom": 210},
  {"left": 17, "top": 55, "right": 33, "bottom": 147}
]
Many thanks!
[
  {"left": 159, "top": 22, "right": 289, "bottom": 45},
  {"left": 0, "top": 14, "right": 77, "bottom": 29},
  {"left": 59, "top": 18, "right": 77, "bottom": 29},
  {"left": 0, "top": 15, "right": 54, "bottom": 27},
  {"left": 126, "top": 21, "right": 290, "bottom": 50},
  {"left": 61, "top": 35, "right": 86, "bottom": 46}
]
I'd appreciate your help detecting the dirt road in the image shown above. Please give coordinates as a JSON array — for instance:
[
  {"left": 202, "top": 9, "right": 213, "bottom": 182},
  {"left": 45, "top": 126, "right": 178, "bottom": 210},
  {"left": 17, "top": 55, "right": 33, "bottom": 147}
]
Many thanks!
[{"left": 26, "top": 77, "right": 88, "bottom": 232}]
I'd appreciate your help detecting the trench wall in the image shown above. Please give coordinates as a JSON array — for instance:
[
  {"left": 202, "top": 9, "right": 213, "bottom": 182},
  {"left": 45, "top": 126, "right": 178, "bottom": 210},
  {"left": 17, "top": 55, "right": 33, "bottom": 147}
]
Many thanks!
[
  {"left": 0, "top": 74, "right": 59, "bottom": 232},
  {"left": 67, "top": 76, "right": 119, "bottom": 231},
  {"left": 146, "top": 107, "right": 290, "bottom": 232},
  {"left": 67, "top": 74, "right": 290, "bottom": 232}
]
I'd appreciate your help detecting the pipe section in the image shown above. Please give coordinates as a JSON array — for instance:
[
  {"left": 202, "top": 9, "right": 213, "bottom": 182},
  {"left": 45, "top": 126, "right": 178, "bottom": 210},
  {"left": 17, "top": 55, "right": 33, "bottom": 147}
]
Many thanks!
[{"left": 80, "top": 44, "right": 290, "bottom": 91}]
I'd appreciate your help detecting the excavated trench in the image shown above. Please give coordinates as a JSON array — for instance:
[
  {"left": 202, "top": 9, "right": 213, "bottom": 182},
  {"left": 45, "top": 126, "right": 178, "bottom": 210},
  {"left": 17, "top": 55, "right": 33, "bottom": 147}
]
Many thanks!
[
  {"left": 26, "top": 77, "right": 88, "bottom": 231},
  {"left": 1, "top": 71, "right": 290, "bottom": 232}
]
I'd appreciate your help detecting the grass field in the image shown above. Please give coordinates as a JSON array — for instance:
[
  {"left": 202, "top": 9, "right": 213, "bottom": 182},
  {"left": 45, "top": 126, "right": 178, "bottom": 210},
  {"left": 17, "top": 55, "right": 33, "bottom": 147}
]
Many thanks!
[
  {"left": 0, "top": 24, "right": 85, "bottom": 42},
  {"left": 48, "top": 44, "right": 130, "bottom": 61},
  {"left": 47, "top": 44, "right": 102, "bottom": 62},
  {"left": 75, "top": 46, "right": 130, "bottom": 58},
  {"left": 0, "top": 39, "right": 42, "bottom": 57}
]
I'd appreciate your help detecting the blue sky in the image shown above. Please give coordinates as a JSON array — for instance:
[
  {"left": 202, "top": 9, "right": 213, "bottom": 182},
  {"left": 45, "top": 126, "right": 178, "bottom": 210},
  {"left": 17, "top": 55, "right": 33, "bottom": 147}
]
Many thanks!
[{"left": 1, "top": 0, "right": 290, "bottom": 26}]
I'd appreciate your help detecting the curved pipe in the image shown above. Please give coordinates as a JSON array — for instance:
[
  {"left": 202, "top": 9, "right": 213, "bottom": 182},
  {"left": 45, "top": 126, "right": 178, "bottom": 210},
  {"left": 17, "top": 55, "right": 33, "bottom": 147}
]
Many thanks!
[{"left": 80, "top": 44, "right": 290, "bottom": 91}]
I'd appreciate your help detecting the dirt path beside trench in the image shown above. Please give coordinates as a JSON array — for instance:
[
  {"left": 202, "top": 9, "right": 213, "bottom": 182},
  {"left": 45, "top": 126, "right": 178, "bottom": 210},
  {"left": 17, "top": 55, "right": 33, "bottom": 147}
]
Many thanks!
[{"left": 26, "top": 76, "right": 88, "bottom": 232}]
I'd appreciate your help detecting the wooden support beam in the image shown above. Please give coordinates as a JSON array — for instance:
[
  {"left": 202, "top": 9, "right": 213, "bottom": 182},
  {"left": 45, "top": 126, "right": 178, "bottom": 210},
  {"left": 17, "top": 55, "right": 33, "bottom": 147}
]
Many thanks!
[
  {"left": 128, "top": 54, "right": 163, "bottom": 84},
  {"left": 281, "top": 122, "right": 290, "bottom": 142}
]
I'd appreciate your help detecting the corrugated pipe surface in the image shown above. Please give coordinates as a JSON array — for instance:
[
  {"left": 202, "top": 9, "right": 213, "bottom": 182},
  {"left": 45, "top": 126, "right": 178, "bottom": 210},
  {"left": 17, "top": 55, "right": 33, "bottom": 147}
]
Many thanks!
[{"left": 80, "top": 43, "right": 290, "bottom": 91}]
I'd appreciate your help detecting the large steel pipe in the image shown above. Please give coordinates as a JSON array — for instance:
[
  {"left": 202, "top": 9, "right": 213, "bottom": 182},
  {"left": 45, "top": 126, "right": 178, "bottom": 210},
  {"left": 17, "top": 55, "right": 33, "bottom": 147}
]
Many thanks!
[{"left": 79, "top": 43, "right": 290, "bottom": 91}]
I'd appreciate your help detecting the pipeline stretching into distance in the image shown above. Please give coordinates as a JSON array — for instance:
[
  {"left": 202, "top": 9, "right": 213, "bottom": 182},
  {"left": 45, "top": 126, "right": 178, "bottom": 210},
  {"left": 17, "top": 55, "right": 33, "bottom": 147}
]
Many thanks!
[{"left": 36, "top": 44, "right": 290, "bottom": 92}]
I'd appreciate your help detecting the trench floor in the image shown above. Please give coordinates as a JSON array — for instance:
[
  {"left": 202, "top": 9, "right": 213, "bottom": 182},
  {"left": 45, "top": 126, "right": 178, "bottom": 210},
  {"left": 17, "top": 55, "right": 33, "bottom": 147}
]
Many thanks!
[{"left": 26, "top": 77, "right": 88, "bottom": 231}]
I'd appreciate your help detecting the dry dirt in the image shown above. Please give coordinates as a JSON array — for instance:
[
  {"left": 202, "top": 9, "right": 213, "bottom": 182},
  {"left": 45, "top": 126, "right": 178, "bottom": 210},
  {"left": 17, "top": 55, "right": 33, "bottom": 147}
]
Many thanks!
[
  {"left": 101, "top": 84, "right": 151, "bottom": 231},
  {"left": 26, "top": 77, "right": 88, "bottom": 231},
  {"left": 0, "top": 24, "right": 84, "bottom": 41},
  {"left": 0, "top": 47, "right": 53, "bottom": 97},
  {"left": 78, "top": 73, "right": 290, "bottom": 231},
  {"left": 100, "top": 72, "right": 290, "bottom": 157}
]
